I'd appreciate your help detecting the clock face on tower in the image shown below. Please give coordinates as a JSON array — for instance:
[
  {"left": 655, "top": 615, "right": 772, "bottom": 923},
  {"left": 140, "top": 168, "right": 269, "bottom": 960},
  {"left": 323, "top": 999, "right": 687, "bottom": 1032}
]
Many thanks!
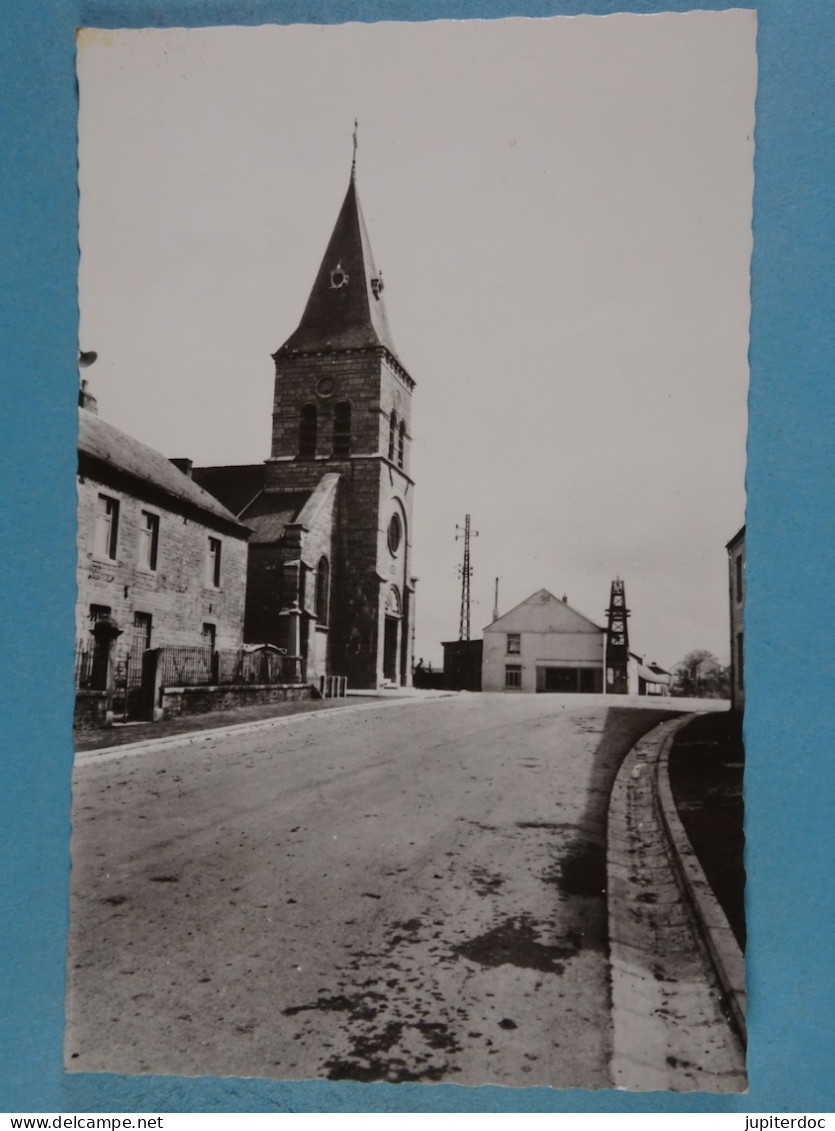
[{"left": 329, "top": 262, "right": 349, "bottom": 290}]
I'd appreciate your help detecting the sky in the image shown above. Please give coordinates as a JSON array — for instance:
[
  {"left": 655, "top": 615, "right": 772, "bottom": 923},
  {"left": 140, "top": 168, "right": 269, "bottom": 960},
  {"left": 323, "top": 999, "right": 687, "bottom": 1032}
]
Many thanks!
[{"left": 77, "top": 12, "right": 756, "bottom": 670}]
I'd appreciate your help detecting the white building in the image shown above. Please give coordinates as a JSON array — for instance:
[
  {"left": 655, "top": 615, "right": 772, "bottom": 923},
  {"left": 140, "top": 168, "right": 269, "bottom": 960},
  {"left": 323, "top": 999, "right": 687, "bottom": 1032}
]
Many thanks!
[{"left": 482, "top": 588, "right": 670, "bottom": 695}]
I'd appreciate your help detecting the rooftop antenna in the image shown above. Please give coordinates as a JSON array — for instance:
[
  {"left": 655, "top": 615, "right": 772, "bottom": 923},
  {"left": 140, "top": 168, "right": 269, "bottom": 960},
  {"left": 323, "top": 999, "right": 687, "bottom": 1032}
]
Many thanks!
[{"left": 455, "top": 515, "right": 479, "bottom": 641}]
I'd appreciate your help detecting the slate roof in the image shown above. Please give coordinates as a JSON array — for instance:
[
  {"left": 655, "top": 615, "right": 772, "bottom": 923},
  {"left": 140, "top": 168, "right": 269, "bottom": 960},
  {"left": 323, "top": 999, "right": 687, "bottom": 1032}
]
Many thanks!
[
  {"left": 238, "top": 489, "right": 312, "bottom": 545},
  {"left": 278, "top": 172, "right": 402, "bottom": 361},
  {"left": 78, "top": 409, "right": 245, "bottom": 530},
  {"left": 191, "top": 464, "right": 266, "bottom": 518}
]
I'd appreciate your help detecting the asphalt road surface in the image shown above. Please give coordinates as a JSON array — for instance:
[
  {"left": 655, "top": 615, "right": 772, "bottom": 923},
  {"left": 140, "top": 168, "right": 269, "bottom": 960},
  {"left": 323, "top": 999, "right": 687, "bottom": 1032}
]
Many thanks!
[{"left": 66, "top": 694, "right": 679, "bottom": 1087}]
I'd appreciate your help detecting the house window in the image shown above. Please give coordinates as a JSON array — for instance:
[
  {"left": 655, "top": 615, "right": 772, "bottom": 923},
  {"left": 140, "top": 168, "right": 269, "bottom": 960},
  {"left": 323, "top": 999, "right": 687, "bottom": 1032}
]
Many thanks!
[
  {"left": 333, "top": 401, "right": 351, "bottom": 457},
  {"left": 138, "top": 510, "right": 159, "bottom": 571},
  {"left": 202, "top": 622, "right": 216, "bottom": 651},
  {"left": 735, "top": 553, "right": 744, "bottom": 603},
  {"left": 505, "top": 664, "right": 522, "bottom": 688},
  {"left": 315, "top": 557, "right": 330, "bottom": 625},
  {"left": 94, "top": 494, "right": 119, "bottom": 559},
  {"left": 397, "top": 420, "right": 406, "bottom": 469},
  {"left": 388, "top": 411, "right": 397, "bottom": 461},
  {"left": 206, "top": 537, "right": 222, "bottom": 588},
  {"left": 299, "top": 404, "right": 317, "bottom": 459},
  {"left": 736, "top": 632, "right": 744, "bottom": 690},
  {"left": 507, "top": 633, "right": 521, "bottom": 655}
]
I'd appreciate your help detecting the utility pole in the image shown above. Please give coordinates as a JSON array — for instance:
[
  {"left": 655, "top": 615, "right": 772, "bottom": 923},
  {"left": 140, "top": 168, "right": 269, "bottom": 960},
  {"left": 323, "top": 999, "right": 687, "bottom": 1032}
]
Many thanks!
[
  {"left": 455, "top": 515, "right": 478, "bottom": 641},
  {"left": 492, "top": 577, "right": 500, "bottom": 623}
]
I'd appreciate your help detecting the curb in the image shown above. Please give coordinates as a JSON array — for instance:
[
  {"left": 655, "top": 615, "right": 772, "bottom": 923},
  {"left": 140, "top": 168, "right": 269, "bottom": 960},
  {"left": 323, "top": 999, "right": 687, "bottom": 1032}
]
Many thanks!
[
  {"left": 656, "top": 721, "right": 747, "bottom": 1045},
  {"left": 74, "top": 692, "right": 455, "bottom": 765},
  {"left": 606, "top": 713, "right": 747, "bottom": 1092}
]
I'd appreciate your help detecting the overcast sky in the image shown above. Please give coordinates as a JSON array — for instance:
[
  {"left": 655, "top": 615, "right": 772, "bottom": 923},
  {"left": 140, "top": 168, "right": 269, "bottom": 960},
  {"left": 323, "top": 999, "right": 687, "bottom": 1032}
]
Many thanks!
[{"left": 77, "top": 12, "right": 755, "bottom": 669}]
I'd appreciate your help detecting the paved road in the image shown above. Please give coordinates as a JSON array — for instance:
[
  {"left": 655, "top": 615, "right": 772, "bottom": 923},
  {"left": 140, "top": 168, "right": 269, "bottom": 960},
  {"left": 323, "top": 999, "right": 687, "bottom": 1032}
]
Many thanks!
[{"left": 65, "top": 694, "right": 680, "bottom": 1087}]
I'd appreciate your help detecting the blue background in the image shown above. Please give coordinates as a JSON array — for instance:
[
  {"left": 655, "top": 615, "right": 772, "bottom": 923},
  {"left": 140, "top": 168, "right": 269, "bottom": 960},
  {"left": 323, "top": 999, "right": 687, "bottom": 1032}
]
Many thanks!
[{"left": 1, "top": 0, "right": 832, "bottom": 1113}]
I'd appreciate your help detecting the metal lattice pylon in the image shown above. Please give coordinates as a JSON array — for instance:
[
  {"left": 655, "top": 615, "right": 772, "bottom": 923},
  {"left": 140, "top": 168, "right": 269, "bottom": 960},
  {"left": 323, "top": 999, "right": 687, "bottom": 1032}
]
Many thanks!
[{"left": 455, "top": 515, "right": 478, "bottom": 641}]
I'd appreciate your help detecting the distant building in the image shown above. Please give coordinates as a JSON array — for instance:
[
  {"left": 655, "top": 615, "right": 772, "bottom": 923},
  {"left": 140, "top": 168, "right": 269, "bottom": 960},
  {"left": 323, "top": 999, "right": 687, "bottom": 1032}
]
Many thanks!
[
  {"left": 481, "top": 587, "right": 670, "bottom": 695},
  {"left": 193, "top": 158, "right": 416, "bottom": 690},
  {"left": 634, "top": 658, "right": 671, "bottom": 696},
  {"left": 726, "top": 525, "right": 745, "bottom": 711},
  {"left": 441, "top": 639, "right": 483, "bottom": 691},
  {"left": 76, "top": 407, "right": 250, "bottom": 716},
  {"left": 483, "top": 589, "right": 605, "bottom": 693}
]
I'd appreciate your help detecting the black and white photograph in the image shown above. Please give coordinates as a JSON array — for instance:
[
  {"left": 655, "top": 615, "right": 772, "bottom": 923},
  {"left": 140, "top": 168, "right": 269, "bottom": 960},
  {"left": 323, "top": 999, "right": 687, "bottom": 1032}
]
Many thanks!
[{"left": 67, "top": 12, "right": 754, "bottom": 1091}]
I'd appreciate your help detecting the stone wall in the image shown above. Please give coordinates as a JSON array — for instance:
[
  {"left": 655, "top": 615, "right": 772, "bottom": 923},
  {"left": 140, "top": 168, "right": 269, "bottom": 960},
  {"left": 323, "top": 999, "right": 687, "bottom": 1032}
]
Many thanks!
[
  {"left": 160, "top": 683, "right": 312, "bottom": 718},
  {"left": 73, "top": 690, "right": 109, "bottom": 730}
]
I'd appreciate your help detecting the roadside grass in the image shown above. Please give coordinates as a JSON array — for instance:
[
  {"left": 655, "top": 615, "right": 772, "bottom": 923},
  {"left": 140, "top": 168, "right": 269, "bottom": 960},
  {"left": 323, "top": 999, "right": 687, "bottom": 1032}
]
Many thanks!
[{"left": 668, "top": 710, "right": 746, "bottom": 950}]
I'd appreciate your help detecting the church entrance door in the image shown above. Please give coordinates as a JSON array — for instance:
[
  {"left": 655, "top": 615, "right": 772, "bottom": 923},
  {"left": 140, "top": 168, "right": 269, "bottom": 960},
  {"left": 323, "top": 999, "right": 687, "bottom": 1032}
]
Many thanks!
[{"left": 383, "top": 616, "right": 399, "bottom": 683}]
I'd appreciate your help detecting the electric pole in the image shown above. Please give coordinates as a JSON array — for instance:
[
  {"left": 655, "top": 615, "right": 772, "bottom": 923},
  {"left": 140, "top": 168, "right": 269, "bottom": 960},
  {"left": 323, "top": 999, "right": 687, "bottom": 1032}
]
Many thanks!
[{"left": 455, "top": 515, "right": 478, "bottom": 641}]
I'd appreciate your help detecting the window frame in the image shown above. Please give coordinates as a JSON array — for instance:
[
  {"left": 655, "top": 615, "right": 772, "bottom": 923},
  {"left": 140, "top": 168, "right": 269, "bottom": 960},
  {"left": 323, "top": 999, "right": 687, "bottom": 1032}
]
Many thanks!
[
  {"left": 506, "top": 633, "right": 521, "bottom": 655},
  {"left": 94, "top": 493, "right": 120, "bottom": 560},
  {"left": 735, "top": 553, "right": 744, "bottom": 604},
  {"left": 206, "top": 536, "right": 222, "bottom": 588},
  {"left": 504, "top": 664, "right": 522, "bottom": 689},
  {"left": 138, "top": 509, "right": 160, "bottom": 572}
]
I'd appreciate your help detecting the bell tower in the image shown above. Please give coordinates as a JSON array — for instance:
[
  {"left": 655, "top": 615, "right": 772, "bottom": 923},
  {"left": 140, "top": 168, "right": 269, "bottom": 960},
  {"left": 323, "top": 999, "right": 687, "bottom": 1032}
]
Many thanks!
[{"left": 266, "top": 150, "right": 416, "bottom": 689}]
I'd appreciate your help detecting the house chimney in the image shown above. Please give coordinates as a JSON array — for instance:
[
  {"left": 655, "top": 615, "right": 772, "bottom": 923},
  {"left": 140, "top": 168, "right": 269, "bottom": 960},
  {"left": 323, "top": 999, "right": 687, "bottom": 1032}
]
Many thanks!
[
  {"left": 78, "top": 377, "right": 98, "bottom": 414},
  {"left": 170, "top": 458, "right": 193, "bottom": 478}
]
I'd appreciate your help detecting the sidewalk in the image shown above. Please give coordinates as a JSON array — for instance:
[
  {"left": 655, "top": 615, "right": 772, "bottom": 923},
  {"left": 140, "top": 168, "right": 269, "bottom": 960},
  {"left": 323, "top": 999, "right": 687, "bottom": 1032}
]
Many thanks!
[{"left": 74, "top": 687, "right": 454, "bottom": 753}]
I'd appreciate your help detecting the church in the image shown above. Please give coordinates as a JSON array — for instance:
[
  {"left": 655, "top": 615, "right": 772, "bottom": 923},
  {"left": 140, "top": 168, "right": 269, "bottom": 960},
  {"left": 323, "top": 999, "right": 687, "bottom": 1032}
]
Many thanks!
[{"left": 193, "top": 156, "right": 417, "bottom": 691}]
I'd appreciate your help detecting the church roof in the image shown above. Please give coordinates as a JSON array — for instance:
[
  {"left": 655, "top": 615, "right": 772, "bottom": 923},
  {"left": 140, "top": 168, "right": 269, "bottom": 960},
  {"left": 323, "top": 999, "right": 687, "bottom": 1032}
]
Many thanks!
[
  {"left": 278, "top": 171, "right": 400, "bottom": 359},
  {"left": 78, "top": 409, "right": 246, "bottom": 531},
  {"left": 191, "top": 464, "right": 266, "bottom": 518},
  {"left": 238, "top": 489, "right": 312, "bottom": 544}
]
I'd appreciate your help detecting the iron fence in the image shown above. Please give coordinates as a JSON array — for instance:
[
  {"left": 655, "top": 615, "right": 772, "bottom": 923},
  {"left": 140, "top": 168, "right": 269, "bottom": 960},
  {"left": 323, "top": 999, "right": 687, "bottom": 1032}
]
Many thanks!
[
  {"left": 158, "top": 644, "right": 305, "bottom": 687},
  {"left": 74, "top": 641, "right": 96, "bottom": 689},
  {"left": 76, "top": 641, "right": 307, "bottom": 691}
]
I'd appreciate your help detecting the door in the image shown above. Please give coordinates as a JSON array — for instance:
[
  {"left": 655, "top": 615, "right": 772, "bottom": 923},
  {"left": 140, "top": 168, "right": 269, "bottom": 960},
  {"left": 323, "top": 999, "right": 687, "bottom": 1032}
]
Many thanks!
[{"left": 383, "top": 616, "right": 399, "bottom": 683}]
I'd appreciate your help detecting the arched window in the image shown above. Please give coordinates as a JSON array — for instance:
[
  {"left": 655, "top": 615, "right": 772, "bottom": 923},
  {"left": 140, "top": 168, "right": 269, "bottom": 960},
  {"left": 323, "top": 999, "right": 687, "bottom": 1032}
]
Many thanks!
[
  {"left": 333, "top": 401, "right": 351, "bottom": 457},
  {"left": 299, "top": 404, "right": 317, "bottom": 459},
  {"left": 315, "top": 557, "right": 330, "bottom": 625},
  {"left": 388, "top": 411, "right": 397, "bottom": 462},
  {"left": 397, "top": 420, "right": 406, "bottom": 469}
]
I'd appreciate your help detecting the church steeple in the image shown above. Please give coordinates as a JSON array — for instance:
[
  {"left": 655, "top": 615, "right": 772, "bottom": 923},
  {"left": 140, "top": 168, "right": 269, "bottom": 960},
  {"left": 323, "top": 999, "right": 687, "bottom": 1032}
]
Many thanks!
[{"left": 279, "top": 156, "right": 399, "bottom": 359}]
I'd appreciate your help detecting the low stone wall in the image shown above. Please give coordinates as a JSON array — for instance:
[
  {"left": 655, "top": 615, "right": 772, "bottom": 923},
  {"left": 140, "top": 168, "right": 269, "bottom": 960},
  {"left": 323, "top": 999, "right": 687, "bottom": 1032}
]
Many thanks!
[
  {"left": 74, "top": 690, "right": 109, "bottom": 731},
  {"left": 160, "top": 683, "right": 312, "bottom": 718}
]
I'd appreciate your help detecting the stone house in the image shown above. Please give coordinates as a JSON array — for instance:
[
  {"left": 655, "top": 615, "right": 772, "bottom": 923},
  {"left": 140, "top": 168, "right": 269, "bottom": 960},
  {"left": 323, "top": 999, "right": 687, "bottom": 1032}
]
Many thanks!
[{"left": 76, "top": 405, "right": 250, "bottom": 717}]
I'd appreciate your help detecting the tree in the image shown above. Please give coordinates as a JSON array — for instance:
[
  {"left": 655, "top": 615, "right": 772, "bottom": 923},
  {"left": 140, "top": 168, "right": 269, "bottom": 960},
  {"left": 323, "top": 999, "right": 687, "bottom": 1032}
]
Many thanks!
[{"left": 671, "top": 649, "right": 730, "bottom": 699}]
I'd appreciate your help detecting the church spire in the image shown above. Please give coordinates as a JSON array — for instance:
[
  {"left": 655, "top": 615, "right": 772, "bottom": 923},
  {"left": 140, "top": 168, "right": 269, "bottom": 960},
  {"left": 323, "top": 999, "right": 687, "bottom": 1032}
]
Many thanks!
[{"left": 278, "top": 146, "right": 400, "bottom": 359}]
